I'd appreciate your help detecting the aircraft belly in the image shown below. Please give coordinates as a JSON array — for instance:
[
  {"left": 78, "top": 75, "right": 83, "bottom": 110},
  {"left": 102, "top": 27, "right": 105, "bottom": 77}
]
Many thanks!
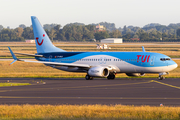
[
  {"left": 117, "top": 62, "right": 175, "bottom": 73},
  {"left": 54, "top": 66, "right": 87, "bottom": 72},
  {"left": 116, "top": 61, "right": 136, "bottom": 73}
]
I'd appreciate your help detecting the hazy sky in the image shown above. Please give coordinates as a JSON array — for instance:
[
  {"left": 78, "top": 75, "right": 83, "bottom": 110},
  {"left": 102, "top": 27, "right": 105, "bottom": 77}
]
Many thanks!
[{"left": 1, "top": 0, "right": 180, "bottom": 28}]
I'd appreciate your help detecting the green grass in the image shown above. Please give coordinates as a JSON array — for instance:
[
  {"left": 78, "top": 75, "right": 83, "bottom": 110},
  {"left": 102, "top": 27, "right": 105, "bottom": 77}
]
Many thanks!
[
  {"left": 0, "top": 104, "right": 180, "bottom": 120},
  {"left": 0, "top": 82, "right": 31, "bottom": 87}
]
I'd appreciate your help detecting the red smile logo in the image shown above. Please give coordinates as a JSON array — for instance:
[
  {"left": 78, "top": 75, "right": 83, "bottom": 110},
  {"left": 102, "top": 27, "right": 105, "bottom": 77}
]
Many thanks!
[{"left": 36, "top": 34, "right": 45, "bottom": 46}]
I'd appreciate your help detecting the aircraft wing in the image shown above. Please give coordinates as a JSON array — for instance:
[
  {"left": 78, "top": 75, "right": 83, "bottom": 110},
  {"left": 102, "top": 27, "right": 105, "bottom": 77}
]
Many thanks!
[
  {"left": 8, "top": 47, "right": 90, "bottom": 68},
  {"left": 12, "top": 52, "right": 43, "bottom": 57},
  {"left": 5, "top": 51, "right": 43, "bottom": 57},
  {"left": 23, "top": 60, "right": 90, "bottom": 68}
]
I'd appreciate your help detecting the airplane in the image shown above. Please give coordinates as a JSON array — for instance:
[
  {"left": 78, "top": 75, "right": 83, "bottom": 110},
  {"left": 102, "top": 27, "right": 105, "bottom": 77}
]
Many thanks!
[{"left": 8, "top": 16, "right": 178, "bottom": 80}]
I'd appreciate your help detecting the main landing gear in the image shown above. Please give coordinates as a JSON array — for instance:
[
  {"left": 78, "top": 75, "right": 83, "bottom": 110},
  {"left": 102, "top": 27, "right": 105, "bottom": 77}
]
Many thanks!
[
  {"left": 158, "top": 72, "right": 169, "bottom": 80},
  {"left": 85, "top": 72, "right": 116, "bottom": 80},
  {"left": 107, "top": 73, "right": 116, "bottom": 80},
  {"left": 85, "top": 75, "right": 94, "bottom": 80}
]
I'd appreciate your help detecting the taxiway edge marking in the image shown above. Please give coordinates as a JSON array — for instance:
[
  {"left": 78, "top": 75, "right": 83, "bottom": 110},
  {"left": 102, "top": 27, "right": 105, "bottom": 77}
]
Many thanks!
[{"left": 152, "top": 80, "right": 180, "bottom": 89}]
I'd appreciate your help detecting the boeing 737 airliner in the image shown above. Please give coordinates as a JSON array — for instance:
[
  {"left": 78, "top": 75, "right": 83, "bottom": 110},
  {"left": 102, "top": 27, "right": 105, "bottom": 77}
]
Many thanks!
[{"left": 8, "top": 16, "right": 178, "bottom": 80}]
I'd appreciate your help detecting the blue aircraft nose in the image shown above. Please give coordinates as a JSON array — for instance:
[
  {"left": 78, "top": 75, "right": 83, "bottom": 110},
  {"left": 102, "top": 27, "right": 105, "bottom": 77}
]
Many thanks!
[{"left": 168, "top": 60, "right": 178, "bottom": 71}]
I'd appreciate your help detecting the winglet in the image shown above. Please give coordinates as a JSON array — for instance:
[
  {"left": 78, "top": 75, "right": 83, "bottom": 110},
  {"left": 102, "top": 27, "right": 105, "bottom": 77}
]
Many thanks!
[
  {"left": 8, "top": 47, "right": 19, "bottom": 65},
  {"left": 9, "top": 60, "right": 17, "bottom": 65},
  {"left": 142, "top": 46, "right": 146, "bottom": 52}
]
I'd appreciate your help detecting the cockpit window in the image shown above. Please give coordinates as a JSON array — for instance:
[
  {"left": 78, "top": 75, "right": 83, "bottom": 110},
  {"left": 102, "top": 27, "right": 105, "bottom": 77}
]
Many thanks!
[{"left": 160, "top": 58, "right": 171, "bottom": 61}]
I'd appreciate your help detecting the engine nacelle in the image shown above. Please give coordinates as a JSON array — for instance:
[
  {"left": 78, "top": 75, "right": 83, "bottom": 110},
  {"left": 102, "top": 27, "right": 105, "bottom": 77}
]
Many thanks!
[
  {"left": 88, "top": 66, "right": 109, "bottom": 77},
  {"left": 126, "top": 73, "right": 145, "bottom": 77}
]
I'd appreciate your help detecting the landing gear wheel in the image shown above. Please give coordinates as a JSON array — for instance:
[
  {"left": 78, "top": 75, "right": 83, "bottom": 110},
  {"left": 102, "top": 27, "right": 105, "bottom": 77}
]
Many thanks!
[
  {"left": 107, "top": 76, "right": 111, "bottom": 79},
  {"left": 111, "top": 74, "right": 115, "bottom": 79},
  {"left": 158, "top": 76, "right": 165, "bottom": 80},
  {"left": 107, "top": 74, "right": 115, "bottom": 80},
  {"left": 85, "top": 75, "right": 90, "bottom": 80}
]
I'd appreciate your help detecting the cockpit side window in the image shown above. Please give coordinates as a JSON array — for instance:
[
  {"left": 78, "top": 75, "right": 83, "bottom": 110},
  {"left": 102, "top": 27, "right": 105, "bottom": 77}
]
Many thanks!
[{"left": 160, "top": 58, "right": 171, "bottom": 61}]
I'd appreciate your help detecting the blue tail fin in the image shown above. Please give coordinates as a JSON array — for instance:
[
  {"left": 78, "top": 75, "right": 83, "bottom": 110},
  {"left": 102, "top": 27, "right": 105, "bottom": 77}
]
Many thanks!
[{"left": 31, "top": 16, "right": 66, "bottom": 53}]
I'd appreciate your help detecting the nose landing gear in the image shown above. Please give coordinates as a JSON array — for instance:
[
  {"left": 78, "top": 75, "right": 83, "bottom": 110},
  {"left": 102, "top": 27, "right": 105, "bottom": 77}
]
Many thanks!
[
  {"left": 158, "top": 76, "right": 165, "bottom": 80},
  {"left": 158, "top": 72, "right": 169, "bottom": 80}
]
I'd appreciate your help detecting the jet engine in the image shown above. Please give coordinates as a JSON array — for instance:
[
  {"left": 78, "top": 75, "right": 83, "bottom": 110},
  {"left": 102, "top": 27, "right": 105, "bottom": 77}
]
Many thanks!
[
  {"left": 88, "top": 66, "right": 109, "bottom": 77},
  {"left": 126, "top": 73, "right": 145, "bottom": 77}
]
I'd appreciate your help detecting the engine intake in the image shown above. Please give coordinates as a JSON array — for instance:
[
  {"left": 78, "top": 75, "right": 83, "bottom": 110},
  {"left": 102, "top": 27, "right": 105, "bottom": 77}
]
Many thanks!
[
  {"left": 126, "top": 73, "right": 145, "bottom": 77},
  {"left": 88, "top": 66, "right": 109, "bottom": 77}
]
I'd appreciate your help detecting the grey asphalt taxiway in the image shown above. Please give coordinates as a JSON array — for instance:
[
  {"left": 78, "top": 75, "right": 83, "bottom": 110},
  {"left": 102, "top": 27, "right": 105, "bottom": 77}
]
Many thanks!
[{"left": 0, "top": 78, "right": 180, "bottom": 106}]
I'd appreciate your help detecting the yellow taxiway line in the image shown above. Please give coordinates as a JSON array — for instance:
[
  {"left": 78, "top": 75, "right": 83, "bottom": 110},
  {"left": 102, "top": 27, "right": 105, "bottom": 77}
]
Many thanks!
[
  {"left": 0, "top": 80, "right": 179, "bottom": 94},
  {"left": 0, "top": 80, "right": 153, "bottom": 93},
  {"left": 151, "top": 80, "right": 180, "bottom": 90}
]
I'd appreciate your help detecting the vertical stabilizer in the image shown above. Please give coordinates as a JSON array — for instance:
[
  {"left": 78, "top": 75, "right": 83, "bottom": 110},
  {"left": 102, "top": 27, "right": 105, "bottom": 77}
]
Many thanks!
[{"left": 31, "top": 16, "right": 66, "bottom": 53}]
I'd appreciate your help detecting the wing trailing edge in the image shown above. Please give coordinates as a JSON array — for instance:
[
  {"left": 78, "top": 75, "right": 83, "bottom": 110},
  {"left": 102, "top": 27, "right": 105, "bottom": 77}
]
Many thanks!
[
  {"left": 24, "top": 60, "right": 90, "bottom": 68},
  {"left": 10, "top": 52, "right": 44, "bottom": 57}
]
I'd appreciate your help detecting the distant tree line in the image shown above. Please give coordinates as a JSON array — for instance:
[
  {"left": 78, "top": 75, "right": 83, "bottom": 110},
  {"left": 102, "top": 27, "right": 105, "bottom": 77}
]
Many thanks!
[
  {"left": 120, "top": 23, "right": 180, "bottom": 42},
  {"left": 1, "top": 22, "right": 180, "bottom": 42},
  {"left": 0, "top": 24, "right": 34, "bottom": 42}
]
